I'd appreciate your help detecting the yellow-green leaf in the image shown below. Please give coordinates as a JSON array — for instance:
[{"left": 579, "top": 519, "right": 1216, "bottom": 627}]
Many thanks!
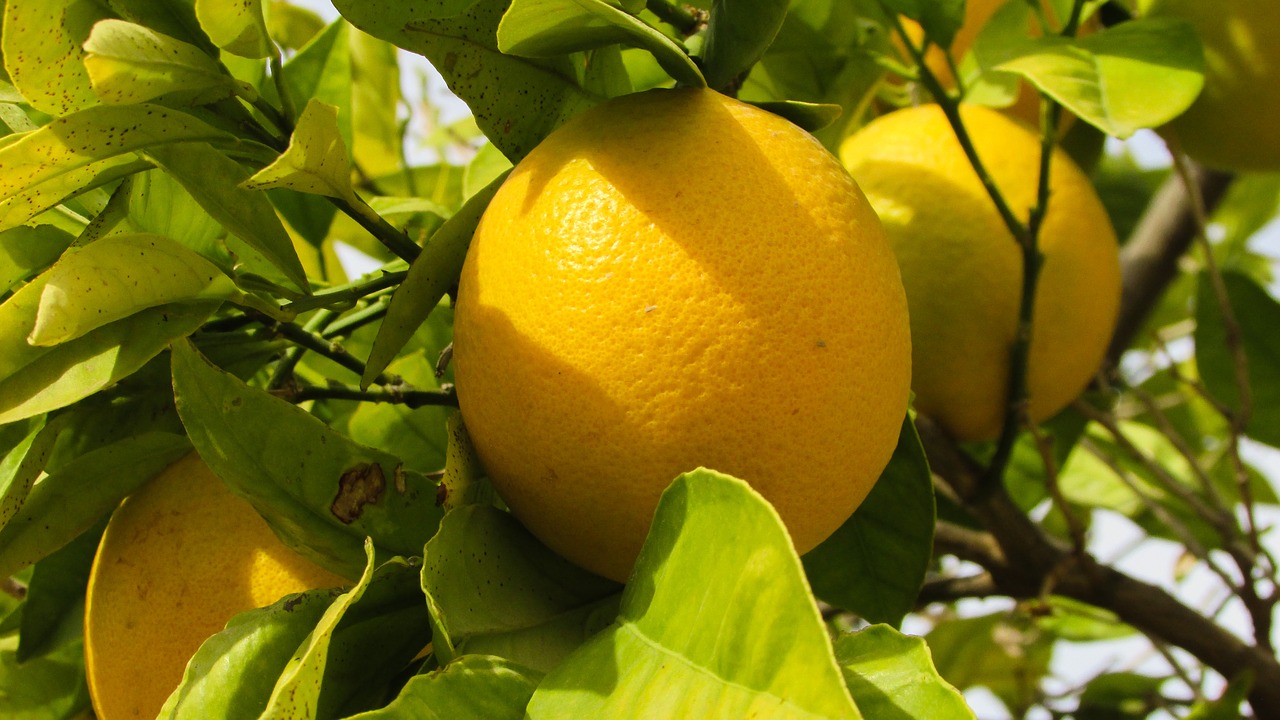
[
  {"left": 2, "top": 0, "right": 108, "bottom": 115},
  {"left": 84, "top": 19, "right": 256, "bottom": 105},
  {"left": 243, "top": 99, "right": 358, "bottom": 203},
  {"left": 195, "top": 0, "right": 272, "bottom": 58}
]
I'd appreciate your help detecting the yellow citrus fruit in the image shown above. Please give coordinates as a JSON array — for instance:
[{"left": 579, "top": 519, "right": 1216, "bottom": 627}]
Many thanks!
[
  {"left": 900, "top": 0, "right": 1088, "bottom": 130},
  {"left": 840, "top": 104, "right": 1120, "bottom": 441},
  {"left": 1140, "top": 0, "right": 1280, "bottom": 171},
  {"left": 84, "top": 453, "right": 345, "bottom": 720},
  {"left": 453, "top": 88, "right": 912, "bottom": 582}
]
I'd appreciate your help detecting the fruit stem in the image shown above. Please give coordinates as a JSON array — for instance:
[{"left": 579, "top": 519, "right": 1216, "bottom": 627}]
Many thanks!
[{"left": 646, "top": 0, "right": 707, "bottom": 37}]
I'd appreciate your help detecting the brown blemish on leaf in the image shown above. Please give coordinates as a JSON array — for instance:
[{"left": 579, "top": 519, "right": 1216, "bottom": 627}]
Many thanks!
[
  {"left": 331, "top": 463, "right": 386, "bottom": 523},
  {"left": 394, "top": 464, "right": 407, "bottom": 494}
]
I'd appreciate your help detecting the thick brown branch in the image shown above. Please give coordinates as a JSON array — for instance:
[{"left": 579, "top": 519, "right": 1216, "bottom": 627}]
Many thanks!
[
  {"left": 916, "top": 417, "right": 1280, "bottom": 716},
  {"left": 1106, "top": 165, "right": 1232, "bottom": 362}
]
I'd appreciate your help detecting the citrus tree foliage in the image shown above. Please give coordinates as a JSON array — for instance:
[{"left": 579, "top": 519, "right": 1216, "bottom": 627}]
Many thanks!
[{"left": 0, "top": 0, "right": 1275, "bottom": 718}]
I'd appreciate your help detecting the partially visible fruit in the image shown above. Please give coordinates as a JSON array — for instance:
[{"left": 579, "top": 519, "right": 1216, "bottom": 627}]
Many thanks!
[
  {"left": 453, "top": 87, "right": 912, "bottom": 582},
  {"left": 840, "top": 104, "right": 1120, "bottom": 441},
  {"left": 84, "top": 453, "right": 346, "bottom": 720},
  {"left": 1141, "top": 0, "right": 1280, "bottom": 171}
]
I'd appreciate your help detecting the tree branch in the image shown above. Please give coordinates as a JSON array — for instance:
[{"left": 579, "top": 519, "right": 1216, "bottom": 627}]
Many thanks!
[{"left": 916, "top": 416, "right": 1280, "bottom": 716}]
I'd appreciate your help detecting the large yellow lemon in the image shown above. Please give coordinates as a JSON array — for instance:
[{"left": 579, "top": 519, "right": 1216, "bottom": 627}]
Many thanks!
[
  {"left": 1141, "top": 0, "right": 1280, "bottom": 171},
  {"left": 840, "top": 104, "right": 1120, "bottom": 441},
  {"left": 453, "top": 88, "right": 912, "bottom": 582},
  {"left": 84, "top": 453, "right": 346, "bottom": 720}
]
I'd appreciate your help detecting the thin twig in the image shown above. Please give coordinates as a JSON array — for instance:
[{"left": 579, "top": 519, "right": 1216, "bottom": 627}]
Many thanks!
[
  {"left": 284, "top": 383, "right": 458, "bottom": 409},
  {"left": 645, "top": 0, "right": 706, "bottom": 37}
]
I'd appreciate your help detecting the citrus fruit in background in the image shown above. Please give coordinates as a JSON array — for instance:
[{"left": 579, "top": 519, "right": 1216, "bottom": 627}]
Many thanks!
[
  {"left": 1140, "top": 0, "right": 1280, "bottom": 171},
  {"left": 840, "top": 104, "right": 1120, "bottom": 442},
  {"left": 84, "top": 453, "right": 346, "bottom": 720},
  {"left": 453, "top": 88, "right": 911, "bottom": 583},
  {"left": 899, "top": 0, "right": 1089, "bottom": 130}
]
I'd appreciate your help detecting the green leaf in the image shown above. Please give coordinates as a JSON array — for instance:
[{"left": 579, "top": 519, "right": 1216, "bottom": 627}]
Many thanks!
[
  {"left": 260, "top": 546, "right": 429, "bottom": 719},
  {"left": 422, "top": 505, "right": 622, "bottom": 673},
  {"left": 0, "top": 418, "right": 59, "bottom": 529},
  {"left": 0, "top": 104, "right": 233, "bottom": 232},
  {"left": 267, "top": 1, "right": 327, "bottom": 50},
  {"left": 1075, "top": 672, "right": 1165, "bottom": 719},
  {"left": 16, "top": 518, "right": 104, "bottom": 663},
  {"left": 991, "top": 17, "right": 1205, "bottom": 138},
  {"left": 748, "top": 100, "right": 843, "bottom": 132},
  {"left": 333, "top": 0, "right": 601, "bottom": 162},
  {"left": 347, "top": 655, "right": 541, "bottom": 720},
  {"left": 244, "top": 99, "right": 358, "bottom": 203},
  {"left": 350, "top": 28, "right": 404, "bottom": 178},
  {"left": 170, "top": 339, "right": 446, "bottom": 579},
  {"left": 700, "top": 0, "right": 788, "bottom": 91},
  {"left": 803, "top": 416, "right": 933, "bottom": 627},
  {"left": 84, "top": 19, "right": 254, "bottom": 106},
  {"left": 1195, "top": 271, "right": 1280, "bottom": 449},
  {"left": 160, "top": 587, "right": 343, "bottom": 719},
  {"left": 1187, "top": 672, "right": 1252, "bottom": 720},
  {"left": 105, "top": 0, "right": 213, "bottom": 53},
  {"left": 0, "top": 272, "right": 217, "bottom": 423},
  {"left": 437, "top": 412, "right": 495, "bottom": 511},
  {"left": 195, "top": 0, "right": 271, "bottom": 58},
  {"left": 279, "top": 19, "right": 353, "bottom": 148},
  {"left": 527, "top": 469, "right": 862, "bottom": 718},
  {"left": 1, "top": 0, "right": 109, "bottom": 115},
  {"left": 0, "top": 432, "right": 189, "bottom": 580},
  {"left": 927, "top": 611, "right": 1053, "bottom": 712},
  {"left": 144, "top": 142, "right": 310, "bottom": 293},
  {"left": 496, "top": 0, "right": 705, "bottom": 88},
  {"left": 363, "top": 170, "right": 506, "bottom": 386},
  {"left": 0, "top": 597, "right": 91, "bottom": 720},
  {"left": 29, "top": 234, "right": 241, "bottom": 347},
  {"left": 0, "top": 226, "right": 74, "bottom": 295},
  {"left": 835, "top": 625, "right": 974, "bottom": 720}
]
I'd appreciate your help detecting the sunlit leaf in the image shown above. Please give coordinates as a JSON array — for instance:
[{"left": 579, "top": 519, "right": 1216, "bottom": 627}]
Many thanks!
[
  {"left": 29, "top": 234, "right": 241, "bottom": 347},
  {"left": 527, "top": 469, "right": 862, "bottom": 718},
  {"left": 84, "top": 19, "right": 254, "bottom": 105},
  {"left": 244, "top": 100, "right": 358, "bottom": 204},
  {"left": 1, "top": 0, "right": 108, "bottom": 115},
  {"left": 836, "top": 625, "right": 974, "bottom": 720},
  {"left": 195, "top": 0, "right": 271, "bottom": 58},
  {"left": 991, "top": 17, "right": 1205, "bottom": 138},
  {"left": 350, "top": 28, "right": 404, "bottom": 178}
]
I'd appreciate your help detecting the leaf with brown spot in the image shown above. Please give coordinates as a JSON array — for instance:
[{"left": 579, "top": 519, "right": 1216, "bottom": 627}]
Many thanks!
[{"left": 331, "top": 462, "right": 386, "bottom": 524}]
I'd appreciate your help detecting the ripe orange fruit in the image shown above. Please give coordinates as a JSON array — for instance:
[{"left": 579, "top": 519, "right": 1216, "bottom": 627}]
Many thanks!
[
  {"left": 840, "top": 104, "right": 1120, "bottom": 441},
  {"left": 84, "top": 453, "right": 345, "bottom": 720},
  {"left": 1140, "top": 0, "right": 1280, "bottom": 171},
  {"left": 453, "top": 88, "right": 912, "bottom": 582}
]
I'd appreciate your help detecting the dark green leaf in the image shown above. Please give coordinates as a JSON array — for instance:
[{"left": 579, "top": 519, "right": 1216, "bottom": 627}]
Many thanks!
[
  {"left": 280, "top": 19, "right": 353, "bottom": 148},
  {"left": 0, "top": 595, "right": 91, "bottom": 720},
  {"left": 1075, "top": 672, "right": 1165, "bottom": 719},
  {"left": 700, "top": 0, "right": 788, "bottom": 91},
  {"left": 804, "top": 416, "right": 933, "bottom": 627},
  {"left": 879, "top": 0, "right": 963, "bottom": 49},
  {"left": 496, "top": 0, "right": 704, "bottom": 88},
  {"left": 16, "top": 517, "right": 105, "bottom": 662},
  {"left": 0, "top": 417, "right": 58, "bottom": 529},
  {"left": 527, "top": 469, "right": 862, "bottom": 718},
  {"left": 0, "top": 226, "right": 74, "bottom": 294},
  {"left": 1195, "top": 271, "right": 1280, "bottom": 449},
  {"left": 422, "top": 505, "right": 621, "bottom": 673}
]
